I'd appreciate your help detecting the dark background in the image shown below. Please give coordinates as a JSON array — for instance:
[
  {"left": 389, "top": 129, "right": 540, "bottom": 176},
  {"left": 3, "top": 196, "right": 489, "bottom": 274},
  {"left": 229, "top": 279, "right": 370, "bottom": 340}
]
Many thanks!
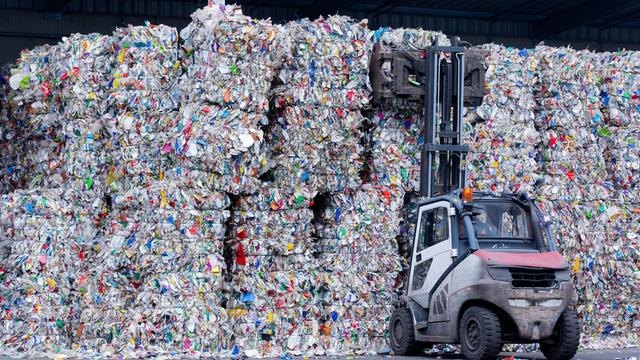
[{"left": 3, "top": 0, "right": 640, "bottom": 65}]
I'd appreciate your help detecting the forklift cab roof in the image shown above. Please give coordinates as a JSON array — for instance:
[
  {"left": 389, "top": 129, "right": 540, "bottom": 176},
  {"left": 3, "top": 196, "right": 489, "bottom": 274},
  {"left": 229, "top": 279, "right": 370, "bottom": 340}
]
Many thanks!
[
  {"left": 415, "top": 189, "right": 532, "bottom": 209},
  {"left": 416, "top": 190, "right": 556, "bottom": 254}
]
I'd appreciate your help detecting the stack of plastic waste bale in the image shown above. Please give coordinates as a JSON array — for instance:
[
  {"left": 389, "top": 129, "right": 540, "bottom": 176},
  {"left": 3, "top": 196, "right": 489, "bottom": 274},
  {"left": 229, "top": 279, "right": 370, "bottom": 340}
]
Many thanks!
[
  {"left": 603, "top": 50, "right": 640, "bottom": 193},
  {"left": 76, "top": 183, "right": 232, "bottom": 355},
  {"left": 98, "top": 4, "right": 290, "bottom": 355},
  {"left": 103, "top": 24, "right": 180, "bottom": 194},
  {"left": 269, "top": 16, "right": 370, "bottom": 193},
  {"left": 603, "top": 54, "right": 640, "bottom": 345},
  {"left": 226, "top": 185, "right": 323, "bottom": 357},
  {"left": 314, "top": 184, "right": 404, "bottom": 354},
  {"left": 52, "top": 33, "right": 114, "bottom": 195},
  {"left": 532, "top": 47, "right": 637, "bottom": 346},
  {"left": 0, "top": 39, "right": 108, "bottom": 355},
  {"left": 574, "top": 49, "right": 640, "bottom": 347},
  {"left": 0, "top": 70, "right": 18, "bottom": 193},
  {"left": 465, "top": 44, "right": 541, "bottom": 194},
  {"left": 533, "top": 46, "right": 609, "bottom": 203},
  {"left": 5, "top": 45, "right": 64, "bottom": 191},
  {"left": 0, "top": 187, "right": 106, "bottom": 354},
  {"left": 176, "top": 3, "right": 285, "bottom": 195},
  {"left": 69, "top": 22, "right": 236, "bottom": 355}
]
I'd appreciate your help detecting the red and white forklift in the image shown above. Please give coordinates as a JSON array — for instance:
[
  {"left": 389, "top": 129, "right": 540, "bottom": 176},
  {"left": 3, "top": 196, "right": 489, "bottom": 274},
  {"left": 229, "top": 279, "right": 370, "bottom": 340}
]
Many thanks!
[{"left": 370, "top": 37, "right": 580, "bottom": 360}]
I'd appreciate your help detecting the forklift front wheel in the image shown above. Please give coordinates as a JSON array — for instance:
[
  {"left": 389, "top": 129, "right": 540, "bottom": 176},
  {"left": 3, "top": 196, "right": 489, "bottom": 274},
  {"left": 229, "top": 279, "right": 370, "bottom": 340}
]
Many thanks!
[
  {"left": 389, "top": 307, "right": 428, "bottom": 356},
  {"left": 459, "top": 306, "right": 503, "bottom": 360},
  {"left": 539, "top": 309, "right": 580, "bottom": 360}
]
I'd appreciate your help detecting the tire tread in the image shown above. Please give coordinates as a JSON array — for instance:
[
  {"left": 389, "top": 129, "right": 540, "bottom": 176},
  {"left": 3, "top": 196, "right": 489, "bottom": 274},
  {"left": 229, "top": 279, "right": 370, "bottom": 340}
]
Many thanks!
[
  {"left": 389, "top": 307, "right": 427, "bottom": 356},
  {"left": 459, "top": 306, "right": 503, "bottom": 360},
  {"left": 540, "top": 309, "right": 581, "bottom": 360}
]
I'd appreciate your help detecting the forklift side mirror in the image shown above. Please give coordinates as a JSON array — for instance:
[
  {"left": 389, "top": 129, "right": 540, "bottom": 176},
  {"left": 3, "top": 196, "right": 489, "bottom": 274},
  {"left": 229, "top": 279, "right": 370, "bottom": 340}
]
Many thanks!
[
  {"left": 517, "top": 191, "right": 529, "bottom": 201},
  {"left": 407, "top": 212, "right": 417, "bottom": 224}
]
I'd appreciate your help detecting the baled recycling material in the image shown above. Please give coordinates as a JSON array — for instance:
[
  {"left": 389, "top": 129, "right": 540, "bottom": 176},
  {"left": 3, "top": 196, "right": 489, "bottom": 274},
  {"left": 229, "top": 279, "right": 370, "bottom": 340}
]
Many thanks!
[
  {"left": 466, "top": 45, "right": 639, "bottom": 349},
  {"left": 0, "top": 2, "right": 639, "bottom": 358},
  {"left": 269, "top": 15, "right": 370, "bottom": 193},
  {"left": 177, "top": 4, "right": 286, "bottom": 195},
  {"left": 227, "top": 185, "right": 321, "bottom": 357}
]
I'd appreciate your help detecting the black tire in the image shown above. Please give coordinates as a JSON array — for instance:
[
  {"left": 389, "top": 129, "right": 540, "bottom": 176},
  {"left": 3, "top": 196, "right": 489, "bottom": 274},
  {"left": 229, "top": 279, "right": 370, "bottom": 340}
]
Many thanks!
[
  {"left": 389, "top": 307, "right": 428, "bottom": 356},
  {"left": 459, "top": 306, "right": 503, "bottom": 360},
  {"left": 540, "top": 309, "right": 581, "bottom": 360}
]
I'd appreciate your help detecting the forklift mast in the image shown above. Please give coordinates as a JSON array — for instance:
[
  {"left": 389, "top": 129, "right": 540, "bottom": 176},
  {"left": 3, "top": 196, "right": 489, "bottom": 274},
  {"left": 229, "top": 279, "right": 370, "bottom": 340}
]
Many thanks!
[{"left": 370, "top": 37, "right": 487, "bottom": 198}]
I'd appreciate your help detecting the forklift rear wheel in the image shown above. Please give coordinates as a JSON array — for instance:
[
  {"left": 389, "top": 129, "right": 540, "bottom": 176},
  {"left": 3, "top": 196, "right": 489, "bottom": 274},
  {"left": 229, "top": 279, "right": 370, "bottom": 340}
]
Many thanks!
[
  {"left": 389, "top": 307, "right": 429, "bottom": 355},
  {"left": 459, "top": 306, "right": 503, "bottom": 360},
  {"left": 540, "top": 309, "right": 580, "bottom": 360}
]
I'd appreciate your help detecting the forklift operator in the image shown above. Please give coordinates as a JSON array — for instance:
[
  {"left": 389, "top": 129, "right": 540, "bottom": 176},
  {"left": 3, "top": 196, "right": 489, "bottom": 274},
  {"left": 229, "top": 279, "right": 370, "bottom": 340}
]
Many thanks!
[
  {"left": 474, "top": 210, "right": 497, "bottom": 237},
  {"left": 459, "top": 202, "right": 533, "bottom": 241}
]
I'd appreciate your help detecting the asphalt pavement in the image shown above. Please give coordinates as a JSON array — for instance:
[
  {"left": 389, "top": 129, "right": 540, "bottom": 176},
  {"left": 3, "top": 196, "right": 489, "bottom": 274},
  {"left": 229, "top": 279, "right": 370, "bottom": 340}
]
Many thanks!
[
  {"left": 354, "top": 348, "right": 639, "bottom": 360},
  {"left": 266, "top": 349, "right": 638, "bottom": 360},
  {"left": 0, "top": 348, "right": 638, "bottom": 359}
]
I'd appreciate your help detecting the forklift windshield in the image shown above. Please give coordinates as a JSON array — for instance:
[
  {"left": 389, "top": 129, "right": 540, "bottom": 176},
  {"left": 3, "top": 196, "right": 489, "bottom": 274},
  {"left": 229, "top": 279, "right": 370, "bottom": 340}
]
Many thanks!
[{"left": 460, "top": 200, "right": 538, "bottom": 250}]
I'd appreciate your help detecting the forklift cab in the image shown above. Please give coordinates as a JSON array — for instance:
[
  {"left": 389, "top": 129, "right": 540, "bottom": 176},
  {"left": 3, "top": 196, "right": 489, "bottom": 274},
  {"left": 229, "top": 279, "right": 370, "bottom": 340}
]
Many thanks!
[
  {"left": 409, "top": 191, "right": 556, "bottom": 309},
  {"left": 393, "top": 190, "right": 579, "bottom": 360}
]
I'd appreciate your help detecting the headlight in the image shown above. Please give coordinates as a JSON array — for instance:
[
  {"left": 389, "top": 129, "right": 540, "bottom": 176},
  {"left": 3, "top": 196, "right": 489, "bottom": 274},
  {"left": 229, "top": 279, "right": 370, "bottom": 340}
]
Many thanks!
[
  {"left": 537, "top": 299, "right": 563, "bottom": 308},
  {"left": 508, "top": 298, "right": 563, "bottom": 308},
  {"left": 508, "top": 299, "right": 532, "bottom": 307}
]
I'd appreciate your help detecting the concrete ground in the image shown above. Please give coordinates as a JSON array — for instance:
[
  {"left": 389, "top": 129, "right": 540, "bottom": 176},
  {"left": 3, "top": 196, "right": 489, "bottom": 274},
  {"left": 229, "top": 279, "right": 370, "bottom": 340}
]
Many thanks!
[
  {"left": 353, "top": 348, "right": 639, "bottom": 360},
  {"left": 0, "top": 348, "right": 637, "bottom": 359}
]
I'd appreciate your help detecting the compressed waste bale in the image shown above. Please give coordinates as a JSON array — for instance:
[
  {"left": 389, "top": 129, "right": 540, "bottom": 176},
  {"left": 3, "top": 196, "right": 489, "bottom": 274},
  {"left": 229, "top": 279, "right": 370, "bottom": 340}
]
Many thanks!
[
  {"left": 110, "top": 24, "right": 180, "bottom": 92},
  {"left": 7, "top": 45, "right": 58, "bottom": 117},
  {"left": 314, "top": 184, "right": 404, "bottom": 354},
  {"left": 53, "top": 33, "right": 112, "bottom": 119},
  {"left": 269, "top": 106, "right": 365, "bottom": 193},
  {"left": 0, "top": 188, "right": 105, "bottom": 353},
  {"left": 226, "top": 185, "right": 324, "bottom": 357},
  {"left": 179, "top": 4, "right": 286, "bottom": 113},
  {"left": 161, "top": 103, "right": 267, "bottom": 194},
  {"left": 273, "top": 16, "right": 371, "bottom": 110},
  {"left": 373, "top": 27, "right": 450, "bottom": 48},
  {"left": 534, "top": 46, "right": 607, "bottom": 130},
  {"left": 106, "top": 24, "right": 181, "bottom": 116},
  {"left": 368, "top": 106, "right": 422, "bottom": 191}
]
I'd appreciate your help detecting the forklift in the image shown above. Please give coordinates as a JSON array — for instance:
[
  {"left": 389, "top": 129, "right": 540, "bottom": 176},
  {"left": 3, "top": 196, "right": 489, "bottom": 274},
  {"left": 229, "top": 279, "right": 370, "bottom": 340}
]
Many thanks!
[{"left": 370, "top": 38, "right": 580, "bottom": 360}]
